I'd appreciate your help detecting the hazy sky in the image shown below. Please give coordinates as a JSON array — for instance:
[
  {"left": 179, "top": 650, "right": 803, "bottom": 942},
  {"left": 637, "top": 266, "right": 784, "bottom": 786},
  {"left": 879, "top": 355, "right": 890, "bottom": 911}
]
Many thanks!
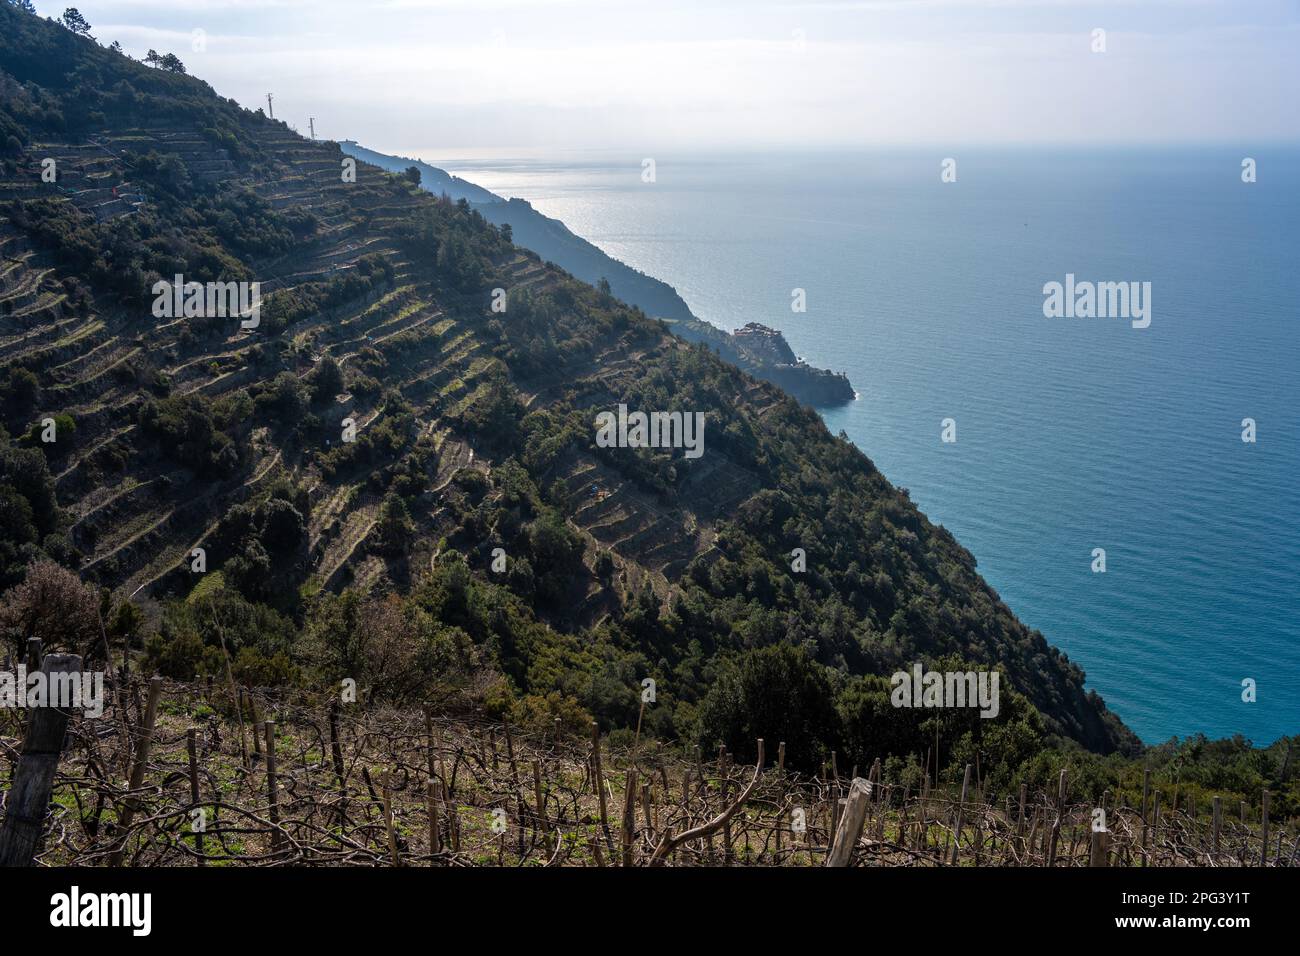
[{"left": 33, "top": 0, "right": 1300, "bottom": 156}]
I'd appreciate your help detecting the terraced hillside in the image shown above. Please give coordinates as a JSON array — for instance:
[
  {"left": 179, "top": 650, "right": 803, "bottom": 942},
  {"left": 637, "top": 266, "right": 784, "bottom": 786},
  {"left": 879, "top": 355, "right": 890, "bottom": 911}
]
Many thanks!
[
  {"left": 1, "top": 116, "right": 482, "bottom": 598},
  {"left": 0, "top": 6, "right": 1136, "bottom": 759}
]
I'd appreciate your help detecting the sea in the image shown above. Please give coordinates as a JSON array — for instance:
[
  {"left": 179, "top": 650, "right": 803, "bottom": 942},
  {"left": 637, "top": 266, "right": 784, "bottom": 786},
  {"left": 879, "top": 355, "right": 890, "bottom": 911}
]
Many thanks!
[{"left": 424, "top": 145, "right": 1299, "bottom": 746}]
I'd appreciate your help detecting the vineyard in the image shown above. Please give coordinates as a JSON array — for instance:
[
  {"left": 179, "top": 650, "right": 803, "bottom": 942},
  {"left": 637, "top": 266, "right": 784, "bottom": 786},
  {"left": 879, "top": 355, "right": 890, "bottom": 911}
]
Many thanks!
[{"left": 1, "top": 650, "right": 1290, "bottom": 868}]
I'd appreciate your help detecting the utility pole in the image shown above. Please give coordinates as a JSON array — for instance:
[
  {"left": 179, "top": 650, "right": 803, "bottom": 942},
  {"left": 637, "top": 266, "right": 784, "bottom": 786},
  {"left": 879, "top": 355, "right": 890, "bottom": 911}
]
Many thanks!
[
  {"left": 309, "top": 117, "right": 315, "bottom": 140},
  {"left": 266, "top": 93, "right": 274, "bottom": 119}
]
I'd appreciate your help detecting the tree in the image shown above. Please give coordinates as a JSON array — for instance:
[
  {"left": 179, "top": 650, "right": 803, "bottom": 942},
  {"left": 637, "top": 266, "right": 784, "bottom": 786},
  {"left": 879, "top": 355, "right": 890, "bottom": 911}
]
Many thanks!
[
  {"left": 300, "top": 593, "right": 444, "bottom": 706},
  {"left": 0, "top": 560, "right": 101, "bottom": 659},
  {"left": 499, "top": 222, "right": 512, "bottom": 243},
  {"left": 349, "top": 595, "right": 434, "bottom": 706},
  {"left": 10, "top": 1, "right": 37, "bottom": 14},
  {"left": 59, "top": 7, "right": 92, "bottom": 37},
  {"left": 108, "top": 40, "right": 122, "bottom": 54},
  {"left": 144, "top": 49, "right": 162, "bottom": 68},
  {"left": 107, "top": 598, "right": 144, "bottom": 647},
  {"left": 696, "top": 643, "right": 843, "bottom": 773},
  {"left": 374, "top": 492, "right": 414, "bottom": 555},
  {"left": 527, "top": 511, "right": 584, "bottom": 604},
  {"left": 1, "top": 368, "right": 40, "bottom": 425},
  {"left": 259, "top": 497, "right": 306, "bottom": 557},
  {"left": 308, "top": 355, "right": 345, "bottom": 404},
  {"left": 259, "top": 371, "right": 309, "bottom": 421},
  {"left": 0, "top": 440, "right": 60, "bottom": 541},
  {"left": 160, "top": 53, "right": 186, "bottom": 74},
  {"left": 404, "top": 166, "right": 421, "bottom": 187}
]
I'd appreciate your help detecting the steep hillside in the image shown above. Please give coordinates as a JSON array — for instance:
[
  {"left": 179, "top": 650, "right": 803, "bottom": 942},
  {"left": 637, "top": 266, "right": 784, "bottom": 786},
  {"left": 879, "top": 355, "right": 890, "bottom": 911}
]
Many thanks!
[
  {"left": 338, "top": 141, "right": 695, "bottom": 322},
  {"left": 338, "top": 141, "right": 854, "bottom": 407},
  {"left": 338, "top": 141, "right": 499, "bottom": 204},
  {"left": 0, "top": 5, "right": 1135, "bottom": 761}
]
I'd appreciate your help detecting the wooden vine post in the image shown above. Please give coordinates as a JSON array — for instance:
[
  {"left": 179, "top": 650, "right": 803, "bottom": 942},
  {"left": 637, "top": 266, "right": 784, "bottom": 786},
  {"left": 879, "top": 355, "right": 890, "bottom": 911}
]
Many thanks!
[
  {"left": 590, "top": 721, "right": 609, "bottom": 837},
  {"left": 951, "top": 763, "right": 972, "bottom": 865},
  {"left": 107, "top": 676, "right": 163, "bottom": 867},
  {"left": 0, "top": 653, "right": 82, "bottom": 867},
  {"left": 265, "top": 719, "right": 283, "bottom": 853},
  {"left": 187, "top": 728, "right": 205, "bottom": 863},
  {"left": 826, "top": 777, "right": 872, "bottom": 867}
]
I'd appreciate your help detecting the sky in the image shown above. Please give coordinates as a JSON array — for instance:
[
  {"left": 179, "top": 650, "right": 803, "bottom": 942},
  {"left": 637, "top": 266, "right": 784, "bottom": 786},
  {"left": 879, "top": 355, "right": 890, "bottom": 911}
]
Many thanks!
[{"left": 29, "top": 0, "right": 1300, "bottom": 156}]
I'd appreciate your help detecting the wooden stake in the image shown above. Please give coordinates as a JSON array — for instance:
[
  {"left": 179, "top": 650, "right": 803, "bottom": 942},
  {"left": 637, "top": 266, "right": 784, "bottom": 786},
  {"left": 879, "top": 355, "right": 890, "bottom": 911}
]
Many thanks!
[
  {"left": 825, "top": 777, "right": 872, "bottom": 867},
  {"left": 187, "top": 728, "right": 205, "bottom": 864},
  {"left": 107, "top": 675, "right": 162, "bottom": 867},
  {"left": 775, "top": 741, "right": 786, "bottom": 858},
  {"left": 1089, "top": 827, "right": 1109, "bottom": 867},
  {"left": 1212, "top": 795, "right": 1222, "bottom": 856},
  {"left": 919, "top": 772, "right": 930, "bottom": 853},
  {"left": 1140, "top": 768, "right": 1151, "bottom": 866},
  {"left": 1260, "top": 790, "right": 1270, "bottom": 866},
  {"left": 532, "top": 759, "right": 545, "bottom": 833},
  {"left": 328, "top": 700, "right": 347, "bottom": 824},
  {"left": 1047, "top": 768, "right": 1067, "bottom": 867},
  {"left": 503, "top": 721, "right": 521, "bottom": 790},
  {"left": 23, "top": 637, "right": 41, "bottom": 673},
  {"left": 427, "top": 778, "right": 442, "bottom": 857},
  {"left": 620, "top": 767, "right": 637, "bottom": 866},
  {"left": 381, "top": 771, "right": 399, "bottom": 866},
  {"left": 423, "top": 705, "right": 436, "bottom": 781},
  {"left": 265, "top": 719, "right": 282, "bottom": 854},
  {"left": 1150, "top": 791, "right": 1161, "bottom": 864},
  {"left": 952, "top": 763, "right": 971, "bottom": 865},
  {"left": 641, "top": 783, "right": 653, "bottom": 841},
  {"left": 1017, "top": 782, "right": 1027, "bottom": 840},
  {"left": 0, "top": 653, "right": 82, "bottom": 867},
  {"left": 590, "top": 721, "right": 608, "bottom": 837},
  {"left": 721, "top": 748, "right": 733, "bottom": 864}
]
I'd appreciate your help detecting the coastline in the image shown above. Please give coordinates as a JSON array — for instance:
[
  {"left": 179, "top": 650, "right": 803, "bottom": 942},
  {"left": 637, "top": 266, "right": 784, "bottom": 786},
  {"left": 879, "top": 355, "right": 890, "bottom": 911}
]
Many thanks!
[{"left": 339, "top": 141, "right": 855, "bottom": 409}]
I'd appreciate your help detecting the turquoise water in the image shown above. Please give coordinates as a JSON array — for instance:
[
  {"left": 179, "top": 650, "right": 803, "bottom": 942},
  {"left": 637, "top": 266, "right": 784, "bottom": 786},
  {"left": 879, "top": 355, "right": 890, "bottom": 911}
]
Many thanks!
[{"left": 433, "top": 147, "right": 1300, "bottom": 745}]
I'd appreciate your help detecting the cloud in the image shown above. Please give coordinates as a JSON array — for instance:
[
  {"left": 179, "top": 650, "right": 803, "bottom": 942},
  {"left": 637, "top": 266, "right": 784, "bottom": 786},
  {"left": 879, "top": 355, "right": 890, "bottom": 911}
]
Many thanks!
[{"left": 64, "top": 0, "right": 1300, "bottom": 149}]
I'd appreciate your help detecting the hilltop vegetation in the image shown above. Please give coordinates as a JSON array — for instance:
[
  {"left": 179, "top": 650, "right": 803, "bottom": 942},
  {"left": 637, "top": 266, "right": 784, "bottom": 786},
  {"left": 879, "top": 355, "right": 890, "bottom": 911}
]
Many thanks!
[{"left": 1, "top": 2, "right": 1295, "bottom": 812}]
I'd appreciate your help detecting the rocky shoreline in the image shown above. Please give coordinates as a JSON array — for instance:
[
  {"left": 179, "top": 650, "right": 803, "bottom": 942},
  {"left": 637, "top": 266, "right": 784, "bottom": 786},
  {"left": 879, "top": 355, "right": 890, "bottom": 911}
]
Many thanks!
[{"left": 666, "top": 318, "right": 856, "bottom": 408}]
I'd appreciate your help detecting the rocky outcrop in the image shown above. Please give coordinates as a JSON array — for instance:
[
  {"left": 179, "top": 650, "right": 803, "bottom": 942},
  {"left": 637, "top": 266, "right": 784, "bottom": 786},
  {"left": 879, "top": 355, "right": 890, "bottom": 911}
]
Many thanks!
[
  {"left": 666, "top": 318, "right": 855, "bottom": 408},
  {"left": 731, "top": 322, "right": 799, "bottom": 365}
]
